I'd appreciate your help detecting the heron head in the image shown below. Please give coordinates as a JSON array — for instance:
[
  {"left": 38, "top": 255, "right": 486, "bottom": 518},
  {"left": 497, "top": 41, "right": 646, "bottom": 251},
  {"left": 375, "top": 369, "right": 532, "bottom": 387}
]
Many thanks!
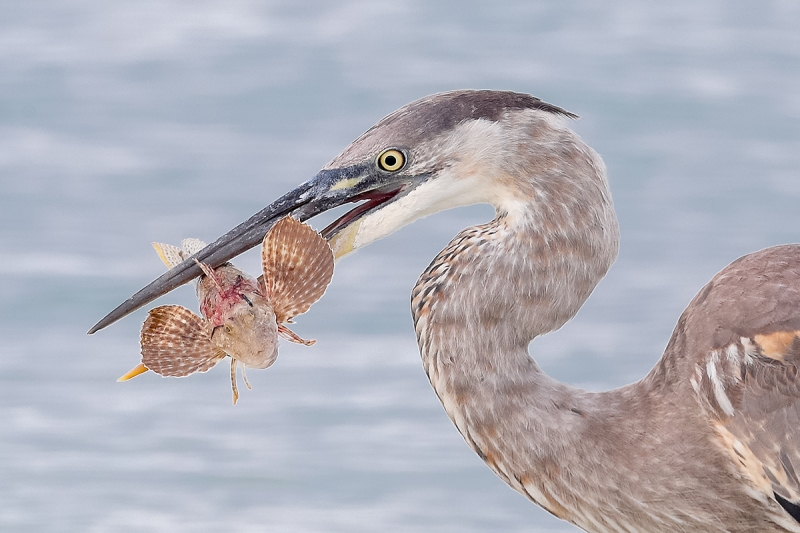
[
  {"left": 316, "top": 91, "right": 581, "bottom": 258},
  {"left": 90, "top": 90, "right": 609, "bottom": 333}
]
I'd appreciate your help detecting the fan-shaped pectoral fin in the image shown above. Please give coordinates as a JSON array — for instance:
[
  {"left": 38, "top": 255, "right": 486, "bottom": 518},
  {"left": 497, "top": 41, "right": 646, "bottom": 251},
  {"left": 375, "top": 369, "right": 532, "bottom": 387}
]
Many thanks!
[
  {"left": 261, "top": 216, "right": 334, "bottom": 323},
  {"left": 139, "top": 305, "right": 226, "bottom": 378}
]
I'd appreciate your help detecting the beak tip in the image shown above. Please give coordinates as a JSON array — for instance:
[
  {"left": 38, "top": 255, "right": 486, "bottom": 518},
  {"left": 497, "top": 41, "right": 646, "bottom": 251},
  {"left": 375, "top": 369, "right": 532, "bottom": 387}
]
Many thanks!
[
  {"left": 90, "top": 173, "right": 324, "bottom": 333},
  {"left": 88, "top": 305, "right": 130, "bottom": 334}
]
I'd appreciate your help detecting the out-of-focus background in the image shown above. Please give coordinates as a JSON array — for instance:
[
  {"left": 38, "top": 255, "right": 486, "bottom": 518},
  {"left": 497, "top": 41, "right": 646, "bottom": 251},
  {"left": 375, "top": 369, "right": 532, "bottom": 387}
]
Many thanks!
[{"left": 1, "top": 2, "right": 799, "bottom": 532}]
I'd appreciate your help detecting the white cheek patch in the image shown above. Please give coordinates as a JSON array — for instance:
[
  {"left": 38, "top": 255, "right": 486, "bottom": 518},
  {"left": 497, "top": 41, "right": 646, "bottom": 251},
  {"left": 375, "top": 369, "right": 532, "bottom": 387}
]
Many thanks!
[
  {"left": 351, "top": 169, "right": 489, "bottom": 250},
  {"left": 349, "top": 120, "right": 531, "bottom": 251}
]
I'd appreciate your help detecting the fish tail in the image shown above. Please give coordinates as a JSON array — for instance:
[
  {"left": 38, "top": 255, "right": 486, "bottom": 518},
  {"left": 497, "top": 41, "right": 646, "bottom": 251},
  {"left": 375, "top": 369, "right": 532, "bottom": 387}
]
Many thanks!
[{"left": 117, "top": 363, "right": 149, "bottom": 382}]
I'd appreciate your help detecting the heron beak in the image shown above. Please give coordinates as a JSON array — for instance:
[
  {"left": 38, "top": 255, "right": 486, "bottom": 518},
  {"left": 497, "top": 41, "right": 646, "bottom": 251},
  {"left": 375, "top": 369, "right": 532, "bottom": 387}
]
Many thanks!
[{"left": 88, "top": 162, "right": 408, "bottom": 334}]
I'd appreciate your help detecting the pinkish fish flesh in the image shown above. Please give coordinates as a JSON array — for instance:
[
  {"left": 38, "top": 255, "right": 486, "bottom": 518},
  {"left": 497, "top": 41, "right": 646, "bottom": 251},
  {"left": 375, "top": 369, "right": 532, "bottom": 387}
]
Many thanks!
[{"left": 118, "top": 216, "right": 334, "bottom": 404}]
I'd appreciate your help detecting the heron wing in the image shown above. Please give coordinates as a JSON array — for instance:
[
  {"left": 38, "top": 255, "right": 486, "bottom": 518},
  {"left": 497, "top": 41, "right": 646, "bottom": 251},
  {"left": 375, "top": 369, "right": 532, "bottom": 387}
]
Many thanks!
[
  {"left": 140, "top": 305, "right": 226, "bottom": 377},
  {"left": 682, "top": 246, "right": 800, "bottom": 519},
  {"left": 727, "top": 333, "right": 800, "bottom": 503},
  {"left": 700, "top": 329, "right": 800, "bottom": 522},
  {"left": 260, "top": 216, "right": 334, "bottom": 323}
]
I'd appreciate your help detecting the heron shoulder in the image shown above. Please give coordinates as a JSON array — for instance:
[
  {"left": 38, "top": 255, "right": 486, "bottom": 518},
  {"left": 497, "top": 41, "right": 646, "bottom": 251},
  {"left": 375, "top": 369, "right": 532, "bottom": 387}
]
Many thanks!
[
  {"left": 655, "top": 244, "right": 800, "bottom": 525},
  {"left": 653, "top": 244, "right": 800, "bottom": 392}
]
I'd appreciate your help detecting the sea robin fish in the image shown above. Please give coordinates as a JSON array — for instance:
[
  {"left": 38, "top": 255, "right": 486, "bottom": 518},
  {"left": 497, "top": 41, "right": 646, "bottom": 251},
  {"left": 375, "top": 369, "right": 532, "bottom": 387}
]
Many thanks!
[{"left": 118, "top": 216, "right": 334, "bottom": 403}]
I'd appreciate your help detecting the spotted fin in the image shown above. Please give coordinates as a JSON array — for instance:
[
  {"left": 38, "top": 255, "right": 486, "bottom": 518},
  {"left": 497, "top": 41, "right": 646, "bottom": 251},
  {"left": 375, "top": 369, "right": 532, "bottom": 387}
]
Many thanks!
[
  {"left": 140, "top": 305, "right": 226, "bottom": 377},
  {"left": 181, "top": 238, "right": 207, "bottom": 256},
  {"left": 261, "top": 216, "right": 334, "bottom": 323},
  {"left": 152, "top": 242, "right": 185, "bottom": 269},
  {"left": 152, "top": 239, "right": 208, "bottom": 269}
]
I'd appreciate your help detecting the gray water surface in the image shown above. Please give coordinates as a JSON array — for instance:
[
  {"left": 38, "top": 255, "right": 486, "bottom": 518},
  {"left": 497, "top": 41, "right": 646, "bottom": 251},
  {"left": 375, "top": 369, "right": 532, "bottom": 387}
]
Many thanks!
[{"left": 2, "top": 1, "right": 800, "bottom": 531}]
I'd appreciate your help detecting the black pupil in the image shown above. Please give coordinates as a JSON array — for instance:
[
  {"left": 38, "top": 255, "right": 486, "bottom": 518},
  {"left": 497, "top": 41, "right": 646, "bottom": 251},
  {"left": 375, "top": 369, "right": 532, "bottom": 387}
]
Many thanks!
[{"left": 384, "top": 154, "right": 397, "bottom": 167}]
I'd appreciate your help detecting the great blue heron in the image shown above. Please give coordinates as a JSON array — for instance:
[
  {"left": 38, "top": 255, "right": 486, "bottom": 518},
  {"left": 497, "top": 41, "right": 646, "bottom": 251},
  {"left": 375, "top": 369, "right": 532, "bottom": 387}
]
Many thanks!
[{"left": 90, "top": 90, "right": 800, "bottom": 532}]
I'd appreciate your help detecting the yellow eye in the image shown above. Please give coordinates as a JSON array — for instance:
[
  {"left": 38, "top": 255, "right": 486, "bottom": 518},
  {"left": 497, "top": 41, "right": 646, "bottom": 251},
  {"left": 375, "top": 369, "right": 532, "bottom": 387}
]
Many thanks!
[{"left": 377, "top": 149, "right": 405, "bottom": 172}]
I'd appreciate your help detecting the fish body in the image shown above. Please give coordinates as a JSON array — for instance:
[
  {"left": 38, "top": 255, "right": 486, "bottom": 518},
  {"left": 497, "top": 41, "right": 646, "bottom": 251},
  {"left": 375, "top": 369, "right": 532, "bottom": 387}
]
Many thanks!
[
  {"left": 198, "top": 263, "right": 279, "bottom": 370},
  {"left": 120, "top": 217, "right": 334, "bottom": 403}
]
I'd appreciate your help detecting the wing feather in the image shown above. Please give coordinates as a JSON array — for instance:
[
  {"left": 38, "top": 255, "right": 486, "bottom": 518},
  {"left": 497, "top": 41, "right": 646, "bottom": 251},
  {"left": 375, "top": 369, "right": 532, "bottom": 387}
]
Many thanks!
[{"left": 700, "top": 332, "right": 800, "bottom": 513}]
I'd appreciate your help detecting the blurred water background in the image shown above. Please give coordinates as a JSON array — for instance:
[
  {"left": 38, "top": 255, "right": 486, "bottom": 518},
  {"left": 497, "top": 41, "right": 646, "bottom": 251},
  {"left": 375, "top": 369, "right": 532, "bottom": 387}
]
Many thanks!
[{"left": 1, "top": 1, "right": 800, "bottom": 532}]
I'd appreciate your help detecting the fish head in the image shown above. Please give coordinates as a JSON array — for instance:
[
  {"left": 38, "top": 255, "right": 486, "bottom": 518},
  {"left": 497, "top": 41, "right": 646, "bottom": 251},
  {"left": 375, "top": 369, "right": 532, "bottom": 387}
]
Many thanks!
[{"left": 209, "top": 294, "right": 280, "bottom": 369}]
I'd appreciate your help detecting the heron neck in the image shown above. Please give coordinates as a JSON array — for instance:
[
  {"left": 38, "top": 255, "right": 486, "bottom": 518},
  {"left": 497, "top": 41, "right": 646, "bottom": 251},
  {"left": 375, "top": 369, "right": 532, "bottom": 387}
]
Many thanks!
[
  {"left": 412, "top": 203, "right": 618, "bottom": 372},
  {"left": 411, "top": 209, "right": 624, "bottom": 520}
]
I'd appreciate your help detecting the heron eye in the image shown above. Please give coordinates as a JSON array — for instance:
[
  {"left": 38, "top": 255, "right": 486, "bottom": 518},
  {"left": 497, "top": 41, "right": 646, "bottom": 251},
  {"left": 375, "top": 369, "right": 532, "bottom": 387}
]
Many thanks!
[{"left": 377, "top": 149, "right": 405, "bottom": 172}]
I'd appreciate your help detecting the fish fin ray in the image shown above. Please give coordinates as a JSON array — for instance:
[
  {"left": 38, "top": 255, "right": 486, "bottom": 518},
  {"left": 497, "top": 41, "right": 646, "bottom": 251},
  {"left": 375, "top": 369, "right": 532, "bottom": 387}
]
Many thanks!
[
  {"left": 278, "top": 324, "right": 315, "bottom": 346},
  {"left": 241, "top": 364, "right": 252, "bottom": 390},
  {"left": 230, "top": 359, "right": 239, "bottom": 405}
]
